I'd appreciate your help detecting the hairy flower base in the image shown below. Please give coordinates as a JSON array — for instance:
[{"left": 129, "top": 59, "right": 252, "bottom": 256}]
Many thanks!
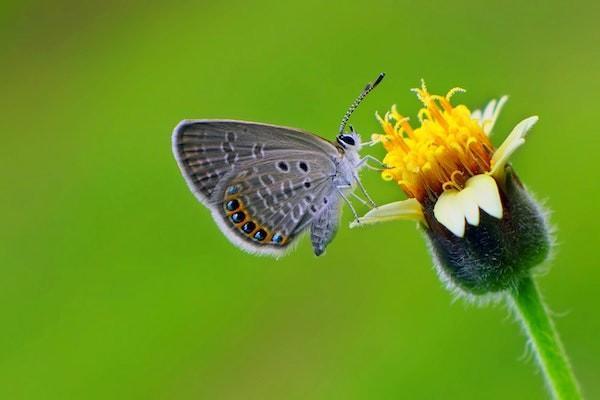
[{"left": 422, "top": 167, "right": 550, "bottom": 294}]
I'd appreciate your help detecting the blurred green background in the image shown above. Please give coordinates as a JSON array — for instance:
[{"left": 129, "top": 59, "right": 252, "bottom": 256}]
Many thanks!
[{"left": 2, "top": 0, "right": 599, "bottom": 398}]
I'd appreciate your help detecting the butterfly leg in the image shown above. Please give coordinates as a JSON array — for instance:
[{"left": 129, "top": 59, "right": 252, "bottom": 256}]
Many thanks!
[
  {"left": 336, "top": 185, "right": 361, "bottom": 222},
  {"left": 359, "top": 139, "right": 378, "bottom": 147},
  {"left": 350, "top": 191, "right": 371, "bottom": 207},
  {"left": 357, "top": 155, "right": 388, "bottom": 171},
  {"left": 353, "top": 175, "right": 377, "bottom": 208}
]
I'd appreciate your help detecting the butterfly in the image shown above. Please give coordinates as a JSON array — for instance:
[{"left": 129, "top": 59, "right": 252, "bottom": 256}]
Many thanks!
[{"left": 172, "top": 73, "right": 385, "bottom": 256}]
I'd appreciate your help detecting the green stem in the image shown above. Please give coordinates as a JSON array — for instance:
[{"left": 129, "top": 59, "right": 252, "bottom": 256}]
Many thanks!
[{"left": 509, "top": 275, "right": 582, "bottom": 400}]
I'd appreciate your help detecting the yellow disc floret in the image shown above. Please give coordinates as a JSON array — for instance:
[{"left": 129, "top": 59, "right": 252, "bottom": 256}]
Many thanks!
[{"left": 374, "top": 81, "right": 495, "bottom": 202}]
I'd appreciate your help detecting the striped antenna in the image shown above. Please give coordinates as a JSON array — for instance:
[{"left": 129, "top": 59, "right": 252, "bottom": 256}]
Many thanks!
[{"left": 338, "top": 72, "right": 385, "bottom": 135}]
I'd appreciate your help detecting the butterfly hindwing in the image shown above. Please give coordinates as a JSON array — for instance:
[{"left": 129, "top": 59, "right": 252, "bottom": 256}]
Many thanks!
[{"left": 211, "top": 155, "right": 339, "bottom": 255}]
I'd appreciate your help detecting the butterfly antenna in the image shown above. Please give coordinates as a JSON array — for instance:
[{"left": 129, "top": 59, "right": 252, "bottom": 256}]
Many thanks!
[{"left": 338, "top": 72, "right": 385, "bottom": 135}]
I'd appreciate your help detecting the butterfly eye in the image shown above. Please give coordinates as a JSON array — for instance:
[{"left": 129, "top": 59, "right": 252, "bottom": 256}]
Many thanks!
[{"left": 337, "top": 134, "right": 356, "bottom": 147}]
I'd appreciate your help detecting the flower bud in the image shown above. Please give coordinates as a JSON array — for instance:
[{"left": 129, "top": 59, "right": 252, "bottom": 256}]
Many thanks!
[
  {"left": 422, "top": 166, "right": 551, "bottom": 294},
  {"left": 354, "top": 82, "right": 553, "bottom": 296}
]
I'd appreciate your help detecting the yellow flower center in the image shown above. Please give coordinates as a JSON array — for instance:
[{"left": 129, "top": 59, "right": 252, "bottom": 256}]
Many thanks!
[{"left": 374, "top": 82, "right": 495, "bottom": 202}]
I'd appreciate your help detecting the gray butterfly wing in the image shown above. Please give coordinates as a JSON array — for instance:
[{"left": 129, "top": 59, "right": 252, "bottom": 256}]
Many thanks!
[
  {"left": 172, "top": 120, "right": 342, "bottom": 256},
  {"left": 172, "top": 120, "right": 339, "bottom": 200},
  {"left": 210, "top": 156, "right": 340, "bottom": 255}
]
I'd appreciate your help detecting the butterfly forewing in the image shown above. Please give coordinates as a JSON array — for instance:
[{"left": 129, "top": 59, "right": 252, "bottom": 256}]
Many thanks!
[{"left": 172, "top": 120, "right": 342, "bottom": 255}]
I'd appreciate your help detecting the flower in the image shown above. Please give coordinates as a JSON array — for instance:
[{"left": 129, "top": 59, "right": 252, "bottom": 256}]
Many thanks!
[{"left": 355, "top": 81, "right": 551, "bottom": 295}]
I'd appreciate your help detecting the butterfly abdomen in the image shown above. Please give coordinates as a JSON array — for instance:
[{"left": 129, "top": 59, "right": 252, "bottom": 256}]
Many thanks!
[{"left": 310, "top": 198, "right": 341, "bottom": 256}]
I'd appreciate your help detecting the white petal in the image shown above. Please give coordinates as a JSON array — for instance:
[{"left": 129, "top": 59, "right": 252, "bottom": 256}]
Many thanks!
[
  {"left": 484, "top": 95, "right": 508, "bottom": 135},
  {"left": 456, "top": 186, "right": 480, "bottom": 225},
  {"left": 465, "top": 175, "right": 503, "bottom": 219},
  {"left": 350, "top": 198, "right": 423, "bottom": 228},
  {"left": 471, "top": 96, "right": 508, "bottom": 136},
  {"left": 434, "top": 190, "right": 466, "bottom": 237},
  {"left": 433, "top": 175, "right": 504, "bottom": 237},
  {"left": 482, "top": 99, "right": 497, "bottom": 123},
  {"left": 490, "top": 116, "right": 538, "bottom": 178}
]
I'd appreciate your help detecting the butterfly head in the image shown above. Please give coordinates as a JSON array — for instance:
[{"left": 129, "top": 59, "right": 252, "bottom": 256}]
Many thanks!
[{"left": 336, "top": 128, "right": 361, "bottom": 150}]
